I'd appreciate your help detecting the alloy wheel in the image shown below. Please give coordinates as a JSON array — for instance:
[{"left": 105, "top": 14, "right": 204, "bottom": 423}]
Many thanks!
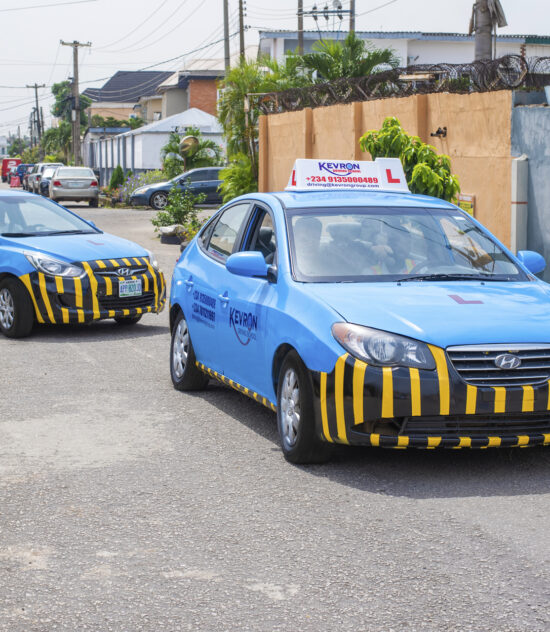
[
  {"left": 0, "top": 288, "right": 15, "bottom": 330},
  {"left": 280, "top": 368, "right": 301, "bottom": 447},
  {"left": 172, "top": 317, "right": 189, "bottom": 378}
]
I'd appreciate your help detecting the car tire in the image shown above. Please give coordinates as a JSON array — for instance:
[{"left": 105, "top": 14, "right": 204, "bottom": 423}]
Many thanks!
[
  {"left": 89, "top": 198, "right": 98, "bottom": 208},
  {"left": 150, "top": 192, "right": 168, "bottom": 210},
  {"left": 170, "top": 311, "right": 208, "bottom": 391},
  {"left": 114, "top": 315, "right": 142, "bottom": 326},
  {"left": 277, "top": 350, "right": 332, "bottom": 464},
  {"left": 0, "top": 277, "right": 34, "bottom": 339}
]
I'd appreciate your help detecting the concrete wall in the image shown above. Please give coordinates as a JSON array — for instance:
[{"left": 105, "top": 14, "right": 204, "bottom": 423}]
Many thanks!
[
  {"left": 511, "top": 105, "right": 550, "bottom": 280},
  {"left": 162, "top": 90, "right": 189, "bottom": 118},
  {"left": 88, "top": 103, "right": 135, "bottom": 119},
  {"left": 259, "top": 91, "right": 513, "bottom": 246}
]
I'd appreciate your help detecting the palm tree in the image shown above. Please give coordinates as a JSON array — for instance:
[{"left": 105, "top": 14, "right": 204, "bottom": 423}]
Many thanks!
[
  {"left": 300, "top": 32, "right": 399, "bottom": 82},
  {"left": 41, "top": 121, "right": 72, "bottom": 163},
  {"left": 161, "top": 127, "right": 223, "bottom": 179}
]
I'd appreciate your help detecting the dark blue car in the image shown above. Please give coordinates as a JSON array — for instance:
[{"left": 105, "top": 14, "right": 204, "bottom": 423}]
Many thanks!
[{"left": 130, "top": 167, "right": 223, "bottom": 210}]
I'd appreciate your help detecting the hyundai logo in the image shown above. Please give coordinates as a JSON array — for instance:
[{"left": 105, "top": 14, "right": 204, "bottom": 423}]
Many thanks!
[
  {"left": 494, "top": 353, "right": 522, "bottom": 370},
  {"left": 117, "top": 267, "right": 132, "bottom": 276}
]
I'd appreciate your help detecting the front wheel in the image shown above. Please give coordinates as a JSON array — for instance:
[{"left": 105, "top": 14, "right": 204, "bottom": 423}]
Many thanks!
[
  {"left": 0, "top": 278, "right": 34, "bottom": 338},
  {"left": 170, "top": 311, "right": 209, "bottom": 391},
  {"left": 150, "top": 192, "right": 168, "bottom": 210},
  {"left": 277, "top": 351, "right": 332, "bottom": 464}
]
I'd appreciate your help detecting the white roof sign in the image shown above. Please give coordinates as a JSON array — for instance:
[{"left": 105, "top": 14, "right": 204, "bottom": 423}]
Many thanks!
[{"left": 285, "top": 157, "right": 409, "bottom": 193}]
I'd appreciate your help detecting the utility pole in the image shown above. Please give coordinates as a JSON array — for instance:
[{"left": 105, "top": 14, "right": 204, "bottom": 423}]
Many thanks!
[
  {"left": 223, "top": 0, "right": 230, "bottom": 73},
  {"left": 349, "top": 0, "right": 355, "bottom": 34},
  {"left": 239, "top": 0, "right": 245, "bottom": 58},
  {"left": 61, "top": 39, "right": 91, "bottom": 165},
  {"left": 298, "top": 0, "right": 304, "bottom": 54},
  {"left": 474, "top": 0, "right": 492, "bottom": 60},
  {"left": 26, "top": 83, "right": 46, "bottom": 141}
]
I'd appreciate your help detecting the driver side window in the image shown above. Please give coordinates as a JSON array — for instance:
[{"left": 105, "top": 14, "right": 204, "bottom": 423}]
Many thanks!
[{"left": 244, "top": 209, "right": 277, "bottom": 264}]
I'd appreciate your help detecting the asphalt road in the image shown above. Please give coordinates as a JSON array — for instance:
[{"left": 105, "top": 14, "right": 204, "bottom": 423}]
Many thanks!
[{"left": 1, "top": 195, "right": 550, "bottom": 631}]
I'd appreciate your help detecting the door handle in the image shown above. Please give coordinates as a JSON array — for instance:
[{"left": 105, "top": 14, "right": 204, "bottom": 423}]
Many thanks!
[
  {"left": 218, "top": 292, "right": 229, "bottom": 305},
  {"left": 185, "top": 278, "right": 194, "bottom": 292}
]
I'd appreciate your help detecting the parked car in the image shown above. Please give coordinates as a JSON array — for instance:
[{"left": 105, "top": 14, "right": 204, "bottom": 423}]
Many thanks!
[
  {"left": 129, "top": 167, "right": 223, "bottom": 210},
  {"left": 169, "top": 157, "right": 550, "bottom": 463},
  {"left": 16, "top": 163, "right": 32, "bottom": 185},
  {"left": 0, "top": 190, "right": 166, "bottom": 338},
  {"left": 27, "top": 162, "right": 64, "bottom": 194},
  {"left": 49, "top": 166, "right": 99, "bottom": 206},
  {"left": 2, "top": 158, "right": 21, "bottom": 183},
  {"left": 39, "top": 166, "right": 57, "bottom": 196},
  {"left": 21, "top": 164, "right": 34, "bottom": 191}
]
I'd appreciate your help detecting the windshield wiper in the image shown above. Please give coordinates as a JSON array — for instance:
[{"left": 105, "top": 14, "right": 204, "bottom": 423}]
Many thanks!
[
  {"left": 396, "top": 273, "right": 493, "bottom": 282},
  {"left": 42, "top": 230, "right": 95, "bottom": 235},
  {"left": 1, "top": 232, "right": 37, "bottom": 237}
]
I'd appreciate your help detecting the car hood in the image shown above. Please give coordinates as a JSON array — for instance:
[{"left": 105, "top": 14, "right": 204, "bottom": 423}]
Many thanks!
[
  {"left": 307, "top": 281, "right": 550, "bottom": 347},
  {"left": 5, "top": 231, "right": 149, "bottom": 262}
]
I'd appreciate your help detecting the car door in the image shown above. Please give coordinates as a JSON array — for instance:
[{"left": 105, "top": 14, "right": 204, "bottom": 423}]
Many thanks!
[
  {"left": 179, "top": 169, "right": 210, "bottom": 200},
  {"left": 183, "top": 201, "right": 252, "bottom": 372},
  {"left": 214, "top": 205, "right": 278, "bottom": 398}
]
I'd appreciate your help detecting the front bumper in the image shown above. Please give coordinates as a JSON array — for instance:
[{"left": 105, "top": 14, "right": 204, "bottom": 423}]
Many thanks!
[
  {"left": 19, "top": 256, "right": 166, "bottom": 325},
  {"left": 129, "top": 193, "right": 149, "bottom": 206},
  {"left": 313, "top": 351, "right": 550, "bottom": 449}
]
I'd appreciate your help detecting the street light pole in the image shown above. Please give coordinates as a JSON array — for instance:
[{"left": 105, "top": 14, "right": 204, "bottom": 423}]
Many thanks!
[
  {"left": 224, "top": 0, "right": 230, "bottom": 72},
  {"left": 298, "top": 0, "right": 304, "bottom": 54}
]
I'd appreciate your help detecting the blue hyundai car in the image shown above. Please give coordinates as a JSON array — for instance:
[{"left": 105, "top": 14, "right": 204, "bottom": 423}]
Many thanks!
[
  {"left": 0, "top": 191, "right": 166, "bottom": 338},
  {"left": 169, "top": 158, "right": 550, "bottom": 463}
]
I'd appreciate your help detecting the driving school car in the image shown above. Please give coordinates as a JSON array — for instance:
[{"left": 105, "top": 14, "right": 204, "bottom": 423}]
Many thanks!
[
  {"left": 0, "top": 191, "right": 165, "bottom": 338},
  {"left": 169, "top": 157, "right": 550, "bottom": 464}
]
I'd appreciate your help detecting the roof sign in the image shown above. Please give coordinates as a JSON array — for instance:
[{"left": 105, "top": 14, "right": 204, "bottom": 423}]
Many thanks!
[{"left": 285, "top": 157, "right": 409, "bottom": 193}]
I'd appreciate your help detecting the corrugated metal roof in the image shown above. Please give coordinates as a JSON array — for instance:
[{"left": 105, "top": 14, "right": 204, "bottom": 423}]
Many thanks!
[{"left": 83, "top": 71, "right": 173, "bottom": 103}]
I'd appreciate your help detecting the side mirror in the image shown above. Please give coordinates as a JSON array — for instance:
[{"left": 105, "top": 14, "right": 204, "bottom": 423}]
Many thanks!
[
  {"left": 88, "top": 220, "right": 98, "bottom": 229},
  {"left": 517, "top": 250, "right": 546, "bottom": 275},
  {"left": 226, "top": 251, "right": 268, "bottom": 278}
]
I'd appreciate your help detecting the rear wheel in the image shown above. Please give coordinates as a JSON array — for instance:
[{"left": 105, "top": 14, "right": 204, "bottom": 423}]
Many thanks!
[
  {"left": 89, "top": 198, "right": 98, "bottom": 207},
  {"left": 114, "top": 315, "right": 142, "bottom": 326},
  {"left": 170, "top": 311, "right": 208, "bottom": 391},
  {"left": 150, "top": 192, "right": 168, "bottom": 210},
  {"left": 0, "top": 277, "right": 34, "bottom": 338},
  {"left": 277, "top": 351, "right": 332, "bottom": 464}
]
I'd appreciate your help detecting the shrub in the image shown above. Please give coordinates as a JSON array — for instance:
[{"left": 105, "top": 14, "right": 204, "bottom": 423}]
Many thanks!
[
  {"left": 151, "top": 181, "right": 207, "bottom": 240},
  {"left": 359, "top": 117, "right": 460, "bottom": 201},
  {"left": 218, "top": 153, "right": 257, "bottom": 203},
  {"left": 122, "top": 170, "right": 166, "bottom": 205},
  {"left": 109, "top": 165, "right": 125, "bottom": 190}
]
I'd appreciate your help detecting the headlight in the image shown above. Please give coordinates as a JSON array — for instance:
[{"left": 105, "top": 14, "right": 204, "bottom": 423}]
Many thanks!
[
  {"left": 133, "top": 187, "right": 147, "bottom": 195},
  {"left": 25, "top": 252, "right": 84, "bottom": 278},
  {"left": 145, "top": 249, "right": 159, "bottom": 269},
  {"left": 332, "top": 323, "right": 435, "bottom": 369}
]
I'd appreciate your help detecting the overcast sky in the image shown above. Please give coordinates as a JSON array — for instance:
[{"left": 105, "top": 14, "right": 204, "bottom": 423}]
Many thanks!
[{"left": 1, "top": 0, "right": 549, "bottom": 137}]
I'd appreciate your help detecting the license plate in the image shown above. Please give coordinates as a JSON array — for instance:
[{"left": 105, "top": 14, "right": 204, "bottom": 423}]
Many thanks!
[
  {"left": 119, "top": 279, "right": 142, "bottom": 297},
  {"left": 67, "top": 181, "right": 80, "bottom": 188}
]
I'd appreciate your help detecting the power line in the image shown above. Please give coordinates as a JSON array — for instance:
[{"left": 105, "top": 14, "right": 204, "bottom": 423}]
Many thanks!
[
  {"left": 0, "top": 0, "right": 97, "bottom": 12},
  {"left": 357, "top": 0, "right": 398, "bottom": 17}
]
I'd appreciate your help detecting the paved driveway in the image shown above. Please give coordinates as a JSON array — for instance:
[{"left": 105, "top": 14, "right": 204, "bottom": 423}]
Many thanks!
[{"left": 1, "top": 197, "right": 550, "bottom": 631}]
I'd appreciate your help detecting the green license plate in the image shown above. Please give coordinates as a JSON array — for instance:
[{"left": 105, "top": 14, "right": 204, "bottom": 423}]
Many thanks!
[{"left": 119, "top": 279, "right": 142, "bottom": 298}]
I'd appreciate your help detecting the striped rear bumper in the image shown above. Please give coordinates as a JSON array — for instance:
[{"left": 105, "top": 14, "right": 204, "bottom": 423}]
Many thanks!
[
  {"left": 20, "top": 257, "right": 166, "bottom": 325},
  {"left": 313, "top": 351, "right": 550, "bottom": 449}
]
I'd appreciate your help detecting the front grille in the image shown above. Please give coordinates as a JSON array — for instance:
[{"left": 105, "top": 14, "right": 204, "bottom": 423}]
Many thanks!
[
  {"left": 447, "top": 344, "right": 550, "bottom": 387},
  {"left": 403, "top": 413, "right": 550, "bottom": 436},
  {"left": 99, "top": 292, "right": 155, "bottom": 310},
  {"left": 95, "top": 267, "right": 147, "bottom": 276}
]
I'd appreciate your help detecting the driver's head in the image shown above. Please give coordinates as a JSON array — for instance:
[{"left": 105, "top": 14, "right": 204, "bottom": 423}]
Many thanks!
[{"left": 293, "top": 216, "right": 322, "bottom": 249}]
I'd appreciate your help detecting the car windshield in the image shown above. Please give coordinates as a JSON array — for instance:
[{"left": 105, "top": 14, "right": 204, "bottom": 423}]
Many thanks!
[
  {"left": 56, "top": 168, "right": 94, "bottom": 178},
  {"left": 0, "top": 195, "right": 99, "bottom": 237},
  {"left": 287, "top": 207, "right": 524, "bottom": 283}
]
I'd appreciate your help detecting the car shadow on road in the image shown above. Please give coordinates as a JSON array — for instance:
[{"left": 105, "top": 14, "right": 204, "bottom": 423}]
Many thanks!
[
  {"left": 25, "top": 321, "right": 169, "bottom": 343},
  {"left": 199, "top": 381, "right": 550, "bottom": 500}
]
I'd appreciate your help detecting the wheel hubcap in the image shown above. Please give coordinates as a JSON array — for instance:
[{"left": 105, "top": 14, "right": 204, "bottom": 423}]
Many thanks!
[
  {"left": 172, "top": 317, "right": 189, "bottom": 378},
  {"left": 281, "top": 368, "right": 301, "bottom": 447},
  {"left": 155, "top": 194, "right": 167, "bottom": 209},
  {"left": 0, "top": 288, "right": 15, "bottom": 330}
]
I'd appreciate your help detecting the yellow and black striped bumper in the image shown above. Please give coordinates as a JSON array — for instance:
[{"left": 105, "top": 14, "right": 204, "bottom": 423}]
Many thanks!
[
  {"left": 314, "top": 349, "right": 550, "bottom": 449},
  {"left": 19, "top": 257, "right": 166, "bottom": 325}
]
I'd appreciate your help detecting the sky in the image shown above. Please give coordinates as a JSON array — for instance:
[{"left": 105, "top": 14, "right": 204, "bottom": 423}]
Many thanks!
[{"left": 1, "top": 0, "right": 550, "bottom": 138}]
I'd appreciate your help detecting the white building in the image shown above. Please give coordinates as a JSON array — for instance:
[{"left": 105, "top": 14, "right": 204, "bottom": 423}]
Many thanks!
[
  {"left": 88, "top": 108, "right": 224, "bottom": 185},
  {"left": 0, "top": 136, "right": 8, "bottom": 158},
  {"left": 259, "top": 30, "right": 550, "bottom": 66}
]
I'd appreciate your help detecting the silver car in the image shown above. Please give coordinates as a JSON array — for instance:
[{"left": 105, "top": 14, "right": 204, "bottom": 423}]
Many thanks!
[
  {"left": 49, "top": 166, "right": 99, "bottom": 207},
  {"left": 27, "top": 162, "right": 64, "bottom": 193}
]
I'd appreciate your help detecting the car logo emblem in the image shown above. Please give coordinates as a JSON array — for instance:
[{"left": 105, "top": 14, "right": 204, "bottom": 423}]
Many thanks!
[
  {"left": 117, "top": 267, "right": 132, "bottom": 276},
  {"left": 494, "top": 354, "right": 521, "bottom": 370}
]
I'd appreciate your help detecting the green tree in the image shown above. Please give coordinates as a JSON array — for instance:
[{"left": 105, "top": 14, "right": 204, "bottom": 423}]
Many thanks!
[
  {"left": 90, "top": 114, "right": 144, "bottom": 129},
  {"left": 51, "top": 80, "right": 91, "bottom": 126},
  {"left": 41, "top": 121, "right": 72, "bottom": 163},
  {"left": 109, "top": 165, "right": 125, "bottom": 190},
  {"left": 161, "top": 127, "right": 223, "bottom": 179},
  {"left": 359, "top": 117, "right": 460, "bottom": 201},
  {"left": 21, "top": 146, "right": 41, "bottom": 163},
  {"left": 299, "top": 32, "right": 399, "bottom": 81},
  {"left": 151, "top": 181, "right": 206, "bottom": 240},
  {"left": 218, "top": 153, "right": 257, "bottom": 203},
  {"left": 7, "top": 137, "right": 28, "bottom": 157}
]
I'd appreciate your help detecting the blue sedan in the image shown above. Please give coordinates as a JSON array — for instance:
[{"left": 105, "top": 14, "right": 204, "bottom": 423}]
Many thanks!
[
  {"left": 169, "top": 158, "right": 550, "bottom": 463},
  {"left": 0, "top": 191, "right": 166, "bottom": 338}
]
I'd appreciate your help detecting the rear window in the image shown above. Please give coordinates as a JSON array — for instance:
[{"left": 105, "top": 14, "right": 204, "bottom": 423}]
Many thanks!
[{"left": 56, "top": 168, "right": 94, "bottom": 178}]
